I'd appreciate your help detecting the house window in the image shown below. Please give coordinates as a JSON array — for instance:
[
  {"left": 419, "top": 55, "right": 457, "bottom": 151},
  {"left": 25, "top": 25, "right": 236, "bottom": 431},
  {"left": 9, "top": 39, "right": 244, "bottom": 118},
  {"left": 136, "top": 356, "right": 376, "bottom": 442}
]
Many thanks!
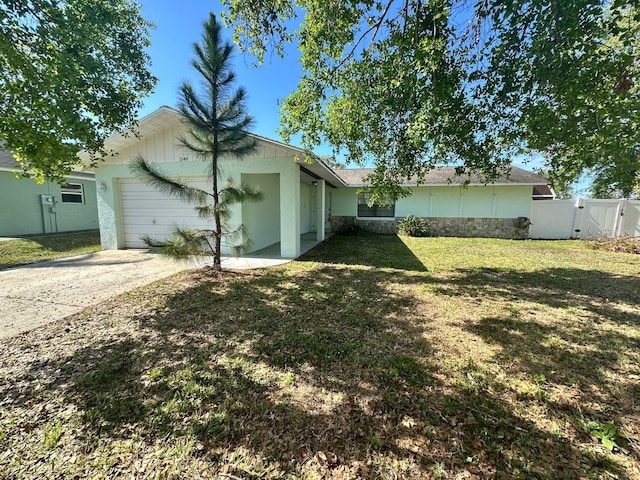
[
  {"left": 61, "top": 183, "right": 84, "bottom": 204},
  {"left": 357, "top": 191, "right": 395, "bottom": 217}
]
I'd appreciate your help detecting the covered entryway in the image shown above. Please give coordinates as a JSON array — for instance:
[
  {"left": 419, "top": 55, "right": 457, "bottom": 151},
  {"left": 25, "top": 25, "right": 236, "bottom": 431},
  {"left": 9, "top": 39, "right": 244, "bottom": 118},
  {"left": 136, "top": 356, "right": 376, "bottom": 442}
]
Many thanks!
[{"left": 241, "top": 173, "right": 281, "bottom": 253}]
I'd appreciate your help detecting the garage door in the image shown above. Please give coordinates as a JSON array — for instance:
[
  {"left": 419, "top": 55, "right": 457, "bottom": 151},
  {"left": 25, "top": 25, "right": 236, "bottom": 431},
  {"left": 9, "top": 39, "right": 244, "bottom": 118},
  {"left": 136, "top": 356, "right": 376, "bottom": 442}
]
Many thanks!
[{"left": 120, "top": 178, "right": 212, "bottom": 248}]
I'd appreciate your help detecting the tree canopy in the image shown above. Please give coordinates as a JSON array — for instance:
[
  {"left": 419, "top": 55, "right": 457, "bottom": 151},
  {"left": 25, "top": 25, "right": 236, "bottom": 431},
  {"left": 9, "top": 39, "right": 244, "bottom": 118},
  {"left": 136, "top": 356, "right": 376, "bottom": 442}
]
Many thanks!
[
  {"left": 0, "top": 0, "right": 155, "bottom": 182},
  {"left": 221, "top": 0, "right": 640, "bottom": 199}
]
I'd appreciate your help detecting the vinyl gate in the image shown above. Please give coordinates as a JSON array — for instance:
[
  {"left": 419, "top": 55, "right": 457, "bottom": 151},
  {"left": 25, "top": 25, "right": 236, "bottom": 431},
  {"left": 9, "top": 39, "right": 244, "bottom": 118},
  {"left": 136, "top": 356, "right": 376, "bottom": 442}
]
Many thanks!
[{"left": 530, "top": 199, "right": 640, "bottom": 239}]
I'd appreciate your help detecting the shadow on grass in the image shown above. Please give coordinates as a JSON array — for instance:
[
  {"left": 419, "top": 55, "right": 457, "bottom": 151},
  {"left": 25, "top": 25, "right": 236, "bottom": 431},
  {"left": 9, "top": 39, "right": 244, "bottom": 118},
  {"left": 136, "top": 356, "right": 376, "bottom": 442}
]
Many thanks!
[
  {"left": 26, "top": 230, "right": 101, "bottom": 252},
  {"left": 429, "top": 267, "right": 640, "bottom": 382},
  {"left": 5, "top": 262, "right": 632, "bottom": 478},
  {"left": 0, "top": 230, "right": 101, "bottom": 270},
  {"left": 300, "top": 233, "right": 428, "bottom": 272},
  {"left": 419, "top": 264, "right": 639, "bottom": 467},
  {"left": 429, "top": 266, "right": 640, "bottom": 310}
]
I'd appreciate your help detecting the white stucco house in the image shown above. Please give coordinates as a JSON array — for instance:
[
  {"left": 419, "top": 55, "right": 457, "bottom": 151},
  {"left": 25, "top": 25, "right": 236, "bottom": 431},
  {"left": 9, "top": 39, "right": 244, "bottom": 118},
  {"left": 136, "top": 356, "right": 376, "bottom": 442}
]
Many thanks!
[
  {"left": 92, "top": 106, "right": 344, "bottom": 258},
  {"left": 92, "top": 106, "right": 549, "bottom": 258}
]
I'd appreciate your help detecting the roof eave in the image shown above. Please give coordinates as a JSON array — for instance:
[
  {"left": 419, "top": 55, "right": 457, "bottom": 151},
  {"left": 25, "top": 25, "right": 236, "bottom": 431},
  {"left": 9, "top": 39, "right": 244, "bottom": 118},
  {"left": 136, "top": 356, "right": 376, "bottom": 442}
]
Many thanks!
[
  {"left": 0, "top": 166, "right": 95, "bottom": 180},
  {"left": 343, "top": 181, "right": 548, "bottom": 187}
]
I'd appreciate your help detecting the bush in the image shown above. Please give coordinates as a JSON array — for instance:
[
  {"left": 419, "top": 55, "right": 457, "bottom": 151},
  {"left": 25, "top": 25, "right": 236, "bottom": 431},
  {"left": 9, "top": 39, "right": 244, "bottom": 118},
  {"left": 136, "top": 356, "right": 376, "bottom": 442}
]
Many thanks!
[{"left": 398, "top": 215, "right": 429, "bottom": 237}]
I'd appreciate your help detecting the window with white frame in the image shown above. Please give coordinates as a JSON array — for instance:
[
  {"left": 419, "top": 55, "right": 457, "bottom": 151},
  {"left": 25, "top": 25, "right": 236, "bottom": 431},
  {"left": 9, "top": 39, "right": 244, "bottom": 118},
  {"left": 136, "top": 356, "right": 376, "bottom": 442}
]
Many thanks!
[
  {"left": 61, "top": 183, "right": 84, "bottom": 204},
  {"left": 357, "top": 191, "right": 395, "bottom": 217}
]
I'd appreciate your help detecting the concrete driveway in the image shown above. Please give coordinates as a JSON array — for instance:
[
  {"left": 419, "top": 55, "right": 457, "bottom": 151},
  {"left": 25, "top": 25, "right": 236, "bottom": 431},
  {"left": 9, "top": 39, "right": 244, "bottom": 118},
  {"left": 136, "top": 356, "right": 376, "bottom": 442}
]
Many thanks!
[
  {"left": 0, "top": 250, "right": 196, "bottom": 339},
  {"left": 0, "top": 249, "right": 295, "bottom": 340}
]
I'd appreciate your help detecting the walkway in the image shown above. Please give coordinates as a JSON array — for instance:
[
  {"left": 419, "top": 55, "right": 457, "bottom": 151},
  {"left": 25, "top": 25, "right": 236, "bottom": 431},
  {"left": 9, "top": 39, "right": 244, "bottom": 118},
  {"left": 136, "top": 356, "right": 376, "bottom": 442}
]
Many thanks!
[{"left": 222, "top": 232, "right": 323, "bottom": 268}]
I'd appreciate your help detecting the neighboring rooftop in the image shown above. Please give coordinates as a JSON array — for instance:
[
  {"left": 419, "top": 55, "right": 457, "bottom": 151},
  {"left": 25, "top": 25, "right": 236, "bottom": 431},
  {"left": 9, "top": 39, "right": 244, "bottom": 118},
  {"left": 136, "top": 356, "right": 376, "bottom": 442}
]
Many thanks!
[
  {"left": 0, "top": 150, "right": 19, "bottom": 169},
  {"left": 0, "top": 150, "right": 94, "bottom": 180},
  {"left": 335, "top": 166, "right": 548, "bottom": 186}
]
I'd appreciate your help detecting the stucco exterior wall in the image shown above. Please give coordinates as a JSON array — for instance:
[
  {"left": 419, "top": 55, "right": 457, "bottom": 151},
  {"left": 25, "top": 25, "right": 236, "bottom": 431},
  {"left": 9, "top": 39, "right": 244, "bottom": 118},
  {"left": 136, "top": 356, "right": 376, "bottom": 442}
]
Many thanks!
[
  {"left": 55, "top": 179, "right": 99, "bottom": 232},
  {"left": 0, "top": 171, "right": 98, "bottom": 236},
  {"left": 330, "top": 185, "right": 534, "bottom": 239},
  {"left": 331, "top": 188, "right": 358, "bottom": 216},
  {"left": 332, "top": 185, "right": 533, "bottom": 219}
]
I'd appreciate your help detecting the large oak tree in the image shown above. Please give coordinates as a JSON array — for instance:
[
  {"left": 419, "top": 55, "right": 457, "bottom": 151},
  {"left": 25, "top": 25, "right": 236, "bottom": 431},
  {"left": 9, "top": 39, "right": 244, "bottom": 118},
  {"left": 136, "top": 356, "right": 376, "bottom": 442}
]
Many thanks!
[
  {"left": 0, "top": 0, "right": 155, "bottom": 182},
  {"left": 221, "top": 0, "right": 639, "bottom": 199}
]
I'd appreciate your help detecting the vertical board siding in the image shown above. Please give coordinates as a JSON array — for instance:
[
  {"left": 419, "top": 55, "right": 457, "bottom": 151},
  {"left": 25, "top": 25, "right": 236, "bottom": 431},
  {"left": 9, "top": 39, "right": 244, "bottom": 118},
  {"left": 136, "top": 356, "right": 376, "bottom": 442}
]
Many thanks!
[
  {"left": 621, "top": 201, "right": 640, "bottom": 237},
  {"left": 575, "top": 200, "right": 622, "bottom": 238},
  {"left": 529, "top": 199, "right": 578, "bottom": 239}
]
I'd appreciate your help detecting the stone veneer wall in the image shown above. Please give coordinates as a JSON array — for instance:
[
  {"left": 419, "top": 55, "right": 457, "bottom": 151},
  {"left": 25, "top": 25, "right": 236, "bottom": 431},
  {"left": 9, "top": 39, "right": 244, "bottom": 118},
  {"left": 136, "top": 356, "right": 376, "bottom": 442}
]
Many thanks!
[{"left": 331, "top": 216, "right": 530, "bottom": 239}]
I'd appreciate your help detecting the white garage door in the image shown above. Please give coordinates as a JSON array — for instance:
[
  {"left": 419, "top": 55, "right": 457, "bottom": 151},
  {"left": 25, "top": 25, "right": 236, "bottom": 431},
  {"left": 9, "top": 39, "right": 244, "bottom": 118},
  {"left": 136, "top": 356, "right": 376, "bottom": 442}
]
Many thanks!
[{"left": 120, "top": 178, "right": 212, "bottom": 248}]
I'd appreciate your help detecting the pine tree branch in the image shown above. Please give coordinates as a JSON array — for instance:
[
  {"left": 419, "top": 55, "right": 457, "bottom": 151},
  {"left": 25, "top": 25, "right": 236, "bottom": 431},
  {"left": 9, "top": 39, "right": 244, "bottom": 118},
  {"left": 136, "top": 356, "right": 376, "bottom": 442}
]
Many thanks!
[{"left": 131, "top": 156, "right": 212, "bottom": 204}]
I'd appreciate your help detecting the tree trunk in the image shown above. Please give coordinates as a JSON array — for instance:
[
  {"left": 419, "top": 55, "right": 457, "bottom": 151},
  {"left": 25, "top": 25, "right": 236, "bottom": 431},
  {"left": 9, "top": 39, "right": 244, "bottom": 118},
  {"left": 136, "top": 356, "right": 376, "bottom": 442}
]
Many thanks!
[{"left": 212, "top": 136, "right": 222, "bottom": 271}]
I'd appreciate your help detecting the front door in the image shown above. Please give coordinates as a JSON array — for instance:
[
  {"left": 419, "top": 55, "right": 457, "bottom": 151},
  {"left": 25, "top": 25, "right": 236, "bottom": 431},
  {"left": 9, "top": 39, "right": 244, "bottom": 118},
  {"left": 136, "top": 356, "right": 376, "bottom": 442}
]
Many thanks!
[{"left": 325, "top": 190, "right": 332, "bottom": 232}]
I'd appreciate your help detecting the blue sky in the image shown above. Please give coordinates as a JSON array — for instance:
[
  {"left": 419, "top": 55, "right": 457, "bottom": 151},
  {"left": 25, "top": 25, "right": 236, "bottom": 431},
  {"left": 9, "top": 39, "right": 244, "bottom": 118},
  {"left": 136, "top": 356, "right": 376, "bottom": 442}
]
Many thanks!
[
  {"left": 138, "top": 1, "right": 331, "bottom": 152},
  {"left": 136, "top": 1, "right": 563, "bottom": 182}
]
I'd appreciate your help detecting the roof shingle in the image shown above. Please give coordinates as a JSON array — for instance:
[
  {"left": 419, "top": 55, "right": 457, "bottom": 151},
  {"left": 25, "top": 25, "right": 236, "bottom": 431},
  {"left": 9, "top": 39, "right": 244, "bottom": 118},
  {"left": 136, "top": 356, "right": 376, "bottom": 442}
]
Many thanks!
[{"left": 335, "top": 166, "right": 548, "bottom": 186}]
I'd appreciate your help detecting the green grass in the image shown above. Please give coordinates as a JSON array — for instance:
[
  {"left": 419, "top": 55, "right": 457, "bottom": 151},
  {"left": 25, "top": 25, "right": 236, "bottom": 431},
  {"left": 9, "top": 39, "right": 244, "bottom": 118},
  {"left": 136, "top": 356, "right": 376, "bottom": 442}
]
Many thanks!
[
  {"left": 1, "top": 234, "right": 639, "bottom": 479},
  {"left": 0, "top": 230, "right": 101, "bottom": 269}
]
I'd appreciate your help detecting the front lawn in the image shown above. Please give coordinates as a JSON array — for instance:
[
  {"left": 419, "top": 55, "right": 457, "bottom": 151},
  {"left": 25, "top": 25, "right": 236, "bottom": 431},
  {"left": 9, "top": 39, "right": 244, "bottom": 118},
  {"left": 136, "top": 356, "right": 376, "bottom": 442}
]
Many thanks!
[
  {"left": 1, "top": 235, "right": 638, "bottom": 479},
  {"left": 0, "top": 230, "right": 101, "bottom": 269}
]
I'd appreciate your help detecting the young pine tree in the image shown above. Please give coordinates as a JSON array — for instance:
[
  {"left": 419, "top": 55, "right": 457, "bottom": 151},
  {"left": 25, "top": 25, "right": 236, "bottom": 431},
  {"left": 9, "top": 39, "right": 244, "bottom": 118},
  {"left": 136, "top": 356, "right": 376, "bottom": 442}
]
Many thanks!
[{"left": 132, "top": 13, "right": 262, "bottom": 271}]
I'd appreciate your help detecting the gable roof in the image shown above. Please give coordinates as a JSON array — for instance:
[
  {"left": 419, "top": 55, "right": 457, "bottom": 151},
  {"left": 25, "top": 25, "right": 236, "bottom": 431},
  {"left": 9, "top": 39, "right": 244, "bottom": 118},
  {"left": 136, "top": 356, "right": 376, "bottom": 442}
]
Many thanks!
[
  {"left": 0, "top": 150, "right": 94, "bottom": 180},
  {"left": 94, "top": 106, "right": 348, "bottom": 188},
  {"left": 100, "top": 106, "right": 309, "bottom": 159},
  {"left": 335, "top": 166, "right": 548, "bottom": 187},
  {"left": 90, "top": 106, "right": 548, "bottom": 190}
]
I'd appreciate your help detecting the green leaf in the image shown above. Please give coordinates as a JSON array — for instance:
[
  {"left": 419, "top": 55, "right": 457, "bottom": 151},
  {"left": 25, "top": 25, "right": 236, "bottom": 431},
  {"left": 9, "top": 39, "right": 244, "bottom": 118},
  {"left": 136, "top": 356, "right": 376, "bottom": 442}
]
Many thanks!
[
  {"left": 601, "top": 436, "right": 616, "bottom": 452},
  {"left": 0, "top": 0, "right": 156, "bottom": 180},
  {"left": 225, "top": 0, "right": 640, "bottom": 197}
]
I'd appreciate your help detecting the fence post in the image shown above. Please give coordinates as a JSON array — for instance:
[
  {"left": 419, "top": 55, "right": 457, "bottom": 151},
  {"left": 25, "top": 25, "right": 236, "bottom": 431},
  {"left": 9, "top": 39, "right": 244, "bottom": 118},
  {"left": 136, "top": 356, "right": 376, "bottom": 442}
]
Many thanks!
[
  {"left": 572, "top": 198, "right": 584, "bottom": 239},
  {"left": 614, "top": 201, "right": 626, "bottom": 238}
]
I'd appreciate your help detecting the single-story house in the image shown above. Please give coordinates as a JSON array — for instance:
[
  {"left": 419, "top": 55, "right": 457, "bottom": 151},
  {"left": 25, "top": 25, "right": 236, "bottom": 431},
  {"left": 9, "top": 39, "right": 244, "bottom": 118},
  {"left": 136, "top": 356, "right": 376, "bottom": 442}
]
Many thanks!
[
  {"left": 332, "top": 167, "right": 550, "bottom": 239},
  {"left": 91, "top": 106, "right": 341, "bottom": 258},
  {"left": 92, "top": 106, "right": 549, "bottom": 258},
  {"left": 0, "top": 151, "right": 98, "bottom": 236}
]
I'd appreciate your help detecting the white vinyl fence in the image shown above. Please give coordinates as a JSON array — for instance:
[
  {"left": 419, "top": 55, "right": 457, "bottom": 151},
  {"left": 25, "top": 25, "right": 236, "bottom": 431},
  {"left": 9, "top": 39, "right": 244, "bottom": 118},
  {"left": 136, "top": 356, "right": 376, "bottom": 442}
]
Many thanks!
[{"left": 529, "top": 199, "right": 640, "bottom": 239}]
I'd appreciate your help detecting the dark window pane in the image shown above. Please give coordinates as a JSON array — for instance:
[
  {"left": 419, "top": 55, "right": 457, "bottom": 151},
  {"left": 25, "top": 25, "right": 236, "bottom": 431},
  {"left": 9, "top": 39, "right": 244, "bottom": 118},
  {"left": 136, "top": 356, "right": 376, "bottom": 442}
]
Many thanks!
[
  {"left": 357, "top": 204, "right": 394, "bottom": 217},
  {"left": 357, "top": 191, "right": 394, "bottom": 217},
  {"left": 61, "top": 183, "right": 84, "bottom": 203},
  {"left": 62, "top": 193, "right": 83, "bottom": 203}
]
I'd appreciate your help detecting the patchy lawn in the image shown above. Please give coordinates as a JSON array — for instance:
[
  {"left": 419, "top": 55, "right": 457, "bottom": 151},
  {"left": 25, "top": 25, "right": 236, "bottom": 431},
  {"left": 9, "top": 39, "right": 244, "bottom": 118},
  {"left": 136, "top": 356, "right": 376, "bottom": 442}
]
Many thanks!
[
  {"left": 1, "top": 235, "right": 638, "bottom": 479},
  {"left": 0, "top": 230, "right": 101, "bottom": 269}
]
